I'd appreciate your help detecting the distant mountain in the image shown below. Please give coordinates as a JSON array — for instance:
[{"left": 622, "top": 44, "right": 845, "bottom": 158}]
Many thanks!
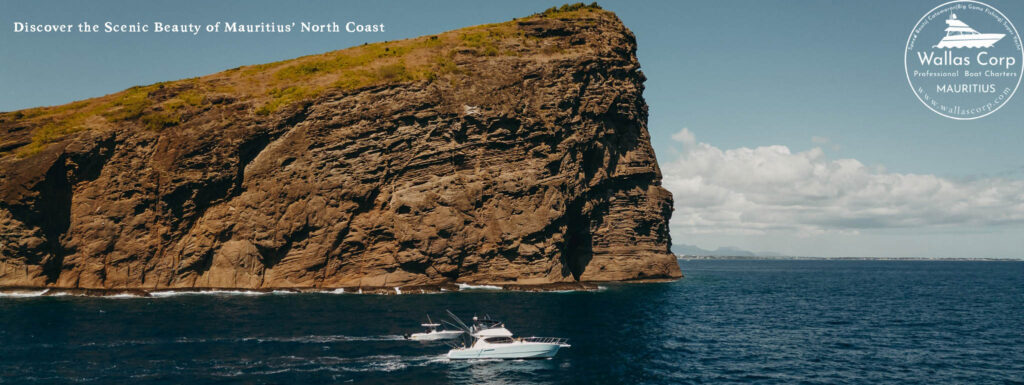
[{"left": 672, "top": 244, "right": 782, "bottom": 258}]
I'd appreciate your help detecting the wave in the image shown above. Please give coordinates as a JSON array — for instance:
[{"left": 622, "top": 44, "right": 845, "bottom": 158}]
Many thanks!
[
  {"left": 10, "top": 345, "right": 461, "bottom": 381},
  {"left": 104, "top": 293, "right": 148, "bottom": 299},
  {"left": 71, "top": 334, "right": 409, "bottom": 348},
  {"left": 457, "top": 283, "right": 503, "bottom": 291},
  {"left": 0, "top": 289, "right": 296, "bottom": 299},
  {"left": 207, "top": 353, "right": 449, "bottom": 377},
  {"left": 0, "top": 289, "right": 146, "bottom": 299},
  {"left": 239, "top": 334, "right": 408, "bottom": 343},
  {"left": 148, "top": 290, "right": 282, "bottom": 297},
  {"left": 548, "top": 287, "right": 605, "bottom": 293},
  {"left": 0, "top": 289, "right": 148, "bottom": 298},
  {"left": 0, "top": 290, "right": 49, "bottom": 298}
]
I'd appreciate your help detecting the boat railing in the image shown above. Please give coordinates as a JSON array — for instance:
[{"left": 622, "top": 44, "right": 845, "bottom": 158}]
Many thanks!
[{"left": 520, "top": 336, "right": 568, "bottom": 344}]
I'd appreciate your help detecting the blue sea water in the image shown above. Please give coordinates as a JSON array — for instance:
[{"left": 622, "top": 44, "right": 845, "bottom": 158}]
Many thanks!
[{"left": 1, "top": 260, "right": 1023, "bottom": 384}]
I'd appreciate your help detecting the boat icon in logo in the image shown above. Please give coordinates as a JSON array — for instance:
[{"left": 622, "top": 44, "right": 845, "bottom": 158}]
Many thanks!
[{"left": 934, "top": 13, "right": 1005, "bottom": 48}]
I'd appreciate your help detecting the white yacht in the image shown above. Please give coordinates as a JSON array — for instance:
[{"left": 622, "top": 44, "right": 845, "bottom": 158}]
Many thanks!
[
  {"left": 406, "top": 315, "right": 464, "bottom": 341},
  {"left": 446, "top": 316, "right": 570, "bottom": 360},
  {"left": 934, "top": 13, "right": 1005, "bottom": 48}
]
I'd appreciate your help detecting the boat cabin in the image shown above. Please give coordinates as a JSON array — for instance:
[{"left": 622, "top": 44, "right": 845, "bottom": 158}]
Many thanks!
[{"left": 482, "top": 336, "right": 514, "bottom": 344}]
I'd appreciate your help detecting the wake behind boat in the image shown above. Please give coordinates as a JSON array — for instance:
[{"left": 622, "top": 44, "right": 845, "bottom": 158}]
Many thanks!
[
  {"left": 934, "top": 13, "right": 1004, "bottom": 48},
  {"left": 444, "top": 313, "right": 570, "bottom": 360}
]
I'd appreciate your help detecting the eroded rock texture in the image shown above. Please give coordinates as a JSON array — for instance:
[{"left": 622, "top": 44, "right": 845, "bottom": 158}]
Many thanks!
[{"left": 0, "top": 9, "right": 680, "bottom": 289}]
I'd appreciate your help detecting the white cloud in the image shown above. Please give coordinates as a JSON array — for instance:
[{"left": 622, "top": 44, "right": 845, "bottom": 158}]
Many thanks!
[
  {"left": 811, "top": 135, "right": 841, "bottom": 151},
  {"left": 661, "top": 131, "right": 1024, "bottom": 237},
  {"left": 670, "top": 128, "right": 697, "bottom": 148}
]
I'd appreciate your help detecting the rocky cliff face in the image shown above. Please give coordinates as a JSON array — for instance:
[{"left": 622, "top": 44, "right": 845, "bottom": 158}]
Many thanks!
[{"left": 0, "top": 5, "right": 681, "bottom": 290}]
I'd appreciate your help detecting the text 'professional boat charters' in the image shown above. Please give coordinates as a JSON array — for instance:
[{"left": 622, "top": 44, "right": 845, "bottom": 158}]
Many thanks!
[
  {"left": 444, "top": 314, "right": 570, "bottom": 360},
  {"left": 934, "top": 13, "right": 1005, "bottom": 48}
]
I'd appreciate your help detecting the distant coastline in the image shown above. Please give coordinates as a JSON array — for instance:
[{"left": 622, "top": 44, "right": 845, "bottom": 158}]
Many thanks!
[
  {"left": 677, "top": 255, "right": 1024, "bottom": 262},
  {"left": 672, "top": 243, "right": 1023, "bottom": 261}
]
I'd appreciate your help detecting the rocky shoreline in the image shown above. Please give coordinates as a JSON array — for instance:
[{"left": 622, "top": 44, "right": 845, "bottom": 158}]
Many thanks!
[
  {"left": 0, "top": 276, "right": 691, "bottom": 297},
  {"left": 0, "top": 282, "right": 579, "bottom": 297}
]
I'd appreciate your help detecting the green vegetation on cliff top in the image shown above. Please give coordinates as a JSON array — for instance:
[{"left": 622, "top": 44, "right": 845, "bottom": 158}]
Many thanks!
[{"left": 0, "top": 3, "right": 606, "bottom": 157}]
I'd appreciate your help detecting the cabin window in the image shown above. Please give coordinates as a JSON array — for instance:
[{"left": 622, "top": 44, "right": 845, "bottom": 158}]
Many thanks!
[{"left": 484, "top": 337, "right": 513, "bottom": 343}]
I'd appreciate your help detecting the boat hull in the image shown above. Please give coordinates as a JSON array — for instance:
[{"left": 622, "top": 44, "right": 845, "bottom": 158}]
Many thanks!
[
  {"left": 409, "top": 330, "right": 464, "bottom": 341},
  {"left": 447, "top": 342, "right": 563, "bottom": 360}
]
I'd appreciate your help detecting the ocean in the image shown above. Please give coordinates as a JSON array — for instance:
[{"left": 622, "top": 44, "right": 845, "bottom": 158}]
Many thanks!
[{"left": 1, "top": 260, "right": 1022, "bottom": 384}]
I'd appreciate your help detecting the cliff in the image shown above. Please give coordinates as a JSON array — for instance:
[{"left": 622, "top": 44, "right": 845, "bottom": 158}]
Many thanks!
[{"left": 0, "top": 4, "right": 681, "bottom": 290}]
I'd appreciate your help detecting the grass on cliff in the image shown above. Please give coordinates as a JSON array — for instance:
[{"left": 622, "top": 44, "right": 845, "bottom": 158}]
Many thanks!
[
  {"left": 8, "top": 82, "right": 204, "bottom": 156},
  {"left": 540, "top": 2, "right": 603, "bottom": 16},
  {"left": 3, "top": 2, "right": 610, "bottom": 157}
]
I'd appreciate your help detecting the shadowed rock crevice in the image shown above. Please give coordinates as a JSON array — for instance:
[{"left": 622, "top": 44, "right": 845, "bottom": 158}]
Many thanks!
[
  {"left": 0, "top": 133, "right": 117, "bottom": 284},
  {"left": 36, "top": 156, "right": 72, "bottom": 283},
  {"left": 562, "top": 199, "right": 595, "bottom": 280}
]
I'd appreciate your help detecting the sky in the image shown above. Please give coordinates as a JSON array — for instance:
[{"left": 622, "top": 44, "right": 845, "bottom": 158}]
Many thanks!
[{"left": 1, "top": 0, "right": 1022, "bottom": 258}]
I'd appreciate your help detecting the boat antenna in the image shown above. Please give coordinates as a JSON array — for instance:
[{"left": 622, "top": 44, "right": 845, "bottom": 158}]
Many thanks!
[
  {"left": 442, "top": 319, "right": 462, "bottom": 331},
  {"left": 445, "top": 310, "right": 475, "bottom": 347},
  {"left": 445, "top": 309, "right": 471, "bottom": 332}
]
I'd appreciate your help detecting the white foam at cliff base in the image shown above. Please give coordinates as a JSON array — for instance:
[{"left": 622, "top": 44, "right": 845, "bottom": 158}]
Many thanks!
[
  {"left": 457, "top": 283, "right": 503, "bottom": 290},
  {"left": 148, "top": 291, "right": 190, "bottom": 298},
  {"left": 149, "top": 290, "right": 269, "bottom": 297},
  {"left": 208, "top": 290, "right": 268, "bottom": 296},
  {"left": 104, "top": 293, "right": 147, "bottom": 299},
  {"left": 0, "top": 290, "right": 49, "bottom": 298},
  {"left": 0, "top": 290, "right": 147, "bottom": 298}
]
